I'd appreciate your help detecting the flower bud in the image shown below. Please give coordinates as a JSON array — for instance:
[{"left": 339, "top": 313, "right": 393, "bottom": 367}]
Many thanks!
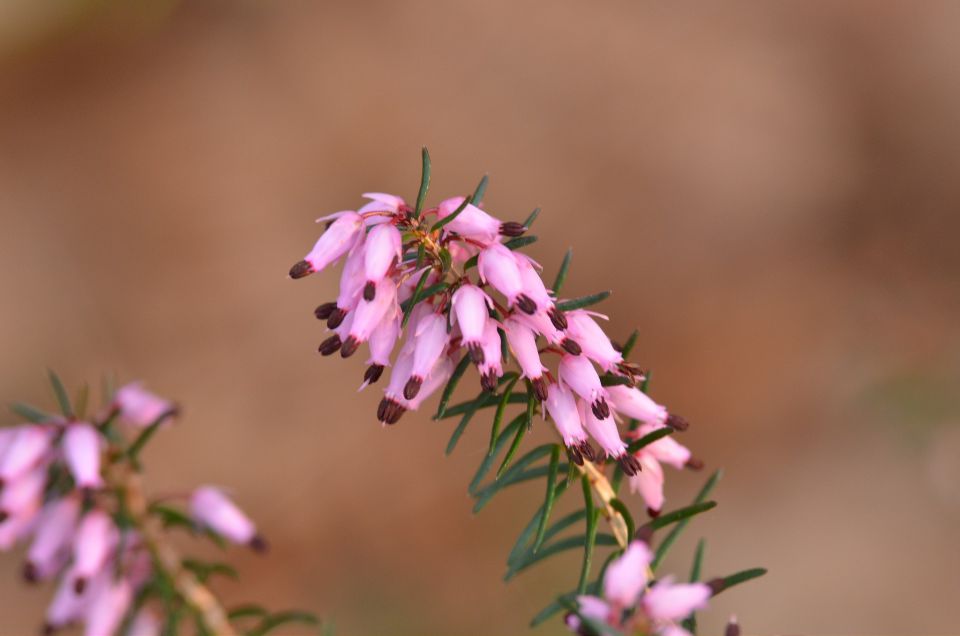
[
  {"left": 0, "top": 425, "right": 53, "bottom": 484},
  {"left": 503, "top": 318, "right": 548, "bottom": 400},
  {"left": 83, "top": 576, "right": 132, "bottom": 636},
  {"left": 190, "top": 486, "right": 263, "bottom": 550},
  {"left": 558, "top": 355, "right": 609, "bottom": 419},
  {"left": 71, "top": 510, "right": 117, "bottom": 594},
  {"left": 362, "top": 223, "right": 402, "bottom": 296},
  {"left": 63, "top": 424, "right": 103, "bottom": 490},
  {"left": 603, "top": 540, "right": 652, "bottom": 607},
  {"left": 564, "top": 310, "right": 622, "bottom": 372},
  {"left": 115, "top": 383, "right": 176, "bottom": 428},
  {"left": 290, "top": 211, "right": 363, "bottom": 278},
  {"left": 26, "top": 496, "right": 81, "bottom": 583},
  {"left": 451, "top": 284, "right": 492, "bottom": 362}
]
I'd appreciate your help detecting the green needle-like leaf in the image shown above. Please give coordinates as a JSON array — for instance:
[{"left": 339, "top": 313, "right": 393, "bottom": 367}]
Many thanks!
[
  {"left": 488, "top": 377, "right": 520, "bottom": 456},
  {"left": 609, "top": 498, "right": 636, "bottom": 540},
  {"left": 496, "top": 414, "right": 530, "bottom": 479},
  {"left": 126, "top": 414, "right": 168, "bottom": 468},
  {"left": 682, "top": 538, "right": 708, "bottom": 634},
  {"left": 503, "top": 235, "right": 538, "bottom": 250},
  {"left": 438, "top": 379, "right": 525, "bottom": 418},
  {"left": 74, "top": 383, "right": 89, "bottom": 421},
  {"left": 599, "top": 374, "right": 633, "bottom": 387},
  {"left": 556, "top": 290, "right": 611, "bottom": 312},
  {"left": 402, "top": 267, "right": 433, "bottom": 328},
  {"left": 412, "top": 146, "right": 431, "bottom": 220},
  {"left": 250, "top": 611, "right": 320, "bottom": 636},
  {"left": 578, "top": 476, "right": 599, "bottom": 593},
  {"left": 10, "top": 402, "right": 52, "bottom": 423},
  {"left": 227, "top": 604, "right": 270, "bottom": 621},
  {"left": 401, "top": 282, "right": 449, "bottom": 314},
  {"left": 507, "top": 478, "right": 570, "bottom": 568},
  {"left": 445, "top": 402, "right": 477, "bottom": 455},
  {"left": 48, "top": 370, "right": 73, "bottom": 419},
  {"left": 473, "top": 464, "right": 566, "bottom": 513},
  {"left": 505, "top": 533, "right": 618, "bottom": 581},
  {"left": 653, "top": 469, "right": 722, "bottom": 568},
  {"left": 523, "top": 207, "right": 541, "bottom": 228},
  {"left": 181, "top": 559, "right": 238, "bottom": 583},
  {"left": 621, "top": 329, "right": 640, "bottom": 358},
  {"left": 641, "top": 370, "right": 652, "bottom": 394},
  {"left": 532, "top": 445, "right": 562, "bottom": 552},
  {"left": 469, "top": 413, "right": 525, "bottom": 495},
  {"left": 430, "top": 196, "right": 472, "bottom": 232},
  {"left": 435, "top": 355, "right": 472, "bottom": 419},
  {"left": 552, "top": 248, "right": 573, "bottom": 294},
  {"left": 625, "top": 427, "right": 673, "bottom": 455},
  {"left": 472, "top": 174, "right": 489, "bottom": 205},
  {"left": 640, "top": 501, "right": 717, "bottom": 534},
  {"left": 709, "top": 567, "right": 768, "bottom": 595}
]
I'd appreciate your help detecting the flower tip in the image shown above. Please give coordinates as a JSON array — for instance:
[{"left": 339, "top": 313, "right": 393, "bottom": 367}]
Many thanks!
[
  {"left": 725, "top": 615, "right": 740, "bottom": 636},
  {"left": 548, "top": 306, "right": 568, "bottom": 330},
  {"left": 73, "top": 576, "right": 87, "bottom": 595},
  {"left": 403, "top": 377, "right": 423, "bottom": 400},
  {"left": 666, "top": 413, "right": 689, "bottom": 431},
  {"left": 363, "top": 281, "right": 377, "bottom": 301},
  {"left": 314, "top": 302, "right": 337, "bottom": 320},
  {"left": 340, "top": 336, "right": 361, "bottom": 359},
  {"left": 21, "top": 561, "right": 38, "bottom": 583},
  {"left": 515, "top": 294, "right": 537, "bottom": 315},
  {"left": 646, "top": 506, "right": 661, "bottom": 519},
  {"left": 617, "top": 453, "right": 641, "bottom": 476},
  {"left": 634, "top": 524, "right": 655, "bottom": 546},
  {"left": 0, "top": 510, "right": 8, "bottom": 524},
  {"left": 499, "top": 221, "right": 527, "bottom": 237},
  {"left": 318, "top": 335, "right": 342, "bottom": 356},
  {"left": 326, "top": 309, "right": 346, "bottom": 329},
  {"left": 288, "top": 260, "right": 314, "bottom": 280},
  {"left": 250, "top": 534, "right": 269, "bottom": 553},
  {"left": 685, "top": 457, "right": 705, "bottom": 471},
  {"left": 531, "top": 377, "right": 549, "bottom": 402},
  {"left": 707, "top": 577, "right": 727, "bottom": 596}
]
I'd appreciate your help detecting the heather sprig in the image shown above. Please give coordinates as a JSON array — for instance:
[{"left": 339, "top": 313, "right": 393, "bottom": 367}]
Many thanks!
[
  {"left": 0, "top": 373, "right": 318, "bottom": 636},
  {"left": 288, "top": 149, "right": 766, "bottom": 633}
]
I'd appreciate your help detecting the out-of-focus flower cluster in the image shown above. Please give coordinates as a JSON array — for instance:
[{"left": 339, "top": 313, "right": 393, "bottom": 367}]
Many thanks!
[
  {"left": 290, "top": 183, "right": 700, "bottom": 513},
  {"left": 0, "top": 376, "right": 304, "bottom": 636}
]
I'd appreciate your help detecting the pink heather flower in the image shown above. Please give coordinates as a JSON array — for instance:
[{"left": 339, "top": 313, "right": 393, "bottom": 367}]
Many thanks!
[
  {"left": 451, "top": 284, "right": 493, "bottom": 364},
  {"left": 290, "top": 211, "right": 364, "bottom": 279},
  {"left": 405, "top": 356, "right": 455, "bottom": 411},
  {"left": 128, "top": 608, "right": 161, "bottom": 636},
  {"left": 628, "top": 424, "right": 693, "bottom": 516},
  {"left": 565, "top": 310, "right": 622, "bottom": 372},
  {"left": 558, "top": 354, "right": 609, "bottom": 420},
  {"left": 503, "top": 317, "right": 548, "bottom": 401},
  {"left": 579, "top": 401, "right": 640, "bottom": 476},
  {"left": 404, "top": 313, "right": 449, "bottom": 400},
  {"left": 603, "top": 540, "right": 653, "bottom": 607},
  {"left": 607, "top": 384, "right": 667, "bottom": 426},
  {"left": 361, "top": 314, "right": 401, "bottom": 388},
  {"left": 342, "top": 278, "right": 398, "bottom": 357},
  {"left": 190, "top": 486, "right": 264, "bottom": 551},
  {"left": 358, "top": 192, "right": 406, "bottom": 218},
  {"left": 642, "top": 577, "right": 711, "bottom": 622},
  {"left": 70, "top": 510, "right": 117, "bottom": 594},
  {"left": 63, "top": 424, "right": 104, "bottom": 490},
  {"left": 83, "top": 576, "right": 132, "bottom": 636},
  {"left": 0, "top": 425, "right": 53, "bottom": 483},
  {"left": 513, "top": 310, "right": 581, "bottom": 355},
  {"left": 115, "top": 383, "right": 176, "bottom": 428},
  {"left": 362, "top": 223, "right": 402, "bottom": 299},
  {"left": 515, "top": 253, "right": 568, "bottom": 329},
  {"left": 334, "top": 242, "right": 368, "bottom": 314},
  {"left": 477, "top": 321, "right": 504, "bottom": 392},
  {"left": 543, "top": 381, "right": 592, "bottom": 464},
  {"left": 0, "top": 506, "right": 36, "bottom": 550},
  {"left": 26, "top": 496, "right": 81, "bottom": 582},
  {"left": 478, "top": 243, "right": 537, "bottom": 314},
  {"left": 379, "top": 348, "right": 414, "bottom": 425},
  {"left": 437, "top": 196, "right": 501, "bottom": 242},
  {"left": 566, "top": 595, "right": 611, "bottom": 633},
  {"left": 0, "top": 465, "right": 47, "bottom": 519},
  {"left": 45, "top": 574, "right": 90, "bottom": 631}
]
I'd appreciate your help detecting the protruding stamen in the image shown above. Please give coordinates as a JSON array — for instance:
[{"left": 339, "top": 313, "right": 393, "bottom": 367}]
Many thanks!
[
  {"left": 74, "top": 576, "right": 87, "bottom": 595},
  {"left": 288, "top": 260, "right": 314, "bottom": 279},
  {"left": 467, "top": 343, "right": 485, "bottom": 365},
  {"left": 318, "top": 335, "right": 342, "bottom": 356},
  {"left": 515, "top": 294, "right": 537, "bottom": 315},
  {"left": 481, "top": 372, "right": 498, "bottom": 393},
  {"left": 591, "top": 398, "right": 610, "bottom": 420},
  {"left": 314, "top": 302, "right": 337, "bottom": 320},
  {"left": 340, "top": 336, "right": 360, "bottom": 358},
  {"left": 548, "top": 306, "right": 568, "bottom": 330},
  {"left": 22, "top": 561, "right": 37, "bottom": 583},
  {"left": 499, "top": 221, "right": 527, "bottom": 237},
  {"left": 578, "top": 440, "right": 596, "bottom": 462},
  {"left": 707, "top": 577, "right": 727, "bottom": 596},
  {"left": 567, "top": 445, "right": 584, "bottom": 466},
  {"left": 531, "top": 377, "right": 549, "bottom": 402},
  {"left": 327, "top": 309, "right": 346, "bottom": 329},
  {"left": 403, "top": 376, "right": 423, "bottom": 400},
  {"left": 363, "top": 281, "right": 376, "bottom": 301},
  {"left": 364, "top": 365, "right": 384, "bottom": 385},
  {"left": 249, "top": 534, "right": 269, "bottom": 553},
  {"left": 646, "top": 506, "right": 661, "bottom": 519},
  {"left": 685, "top": 457, "right": 704, "bottom": 471},
  {"left": 666, "top": 413, "right": 689, "bottom": 431},
  {"left": 725, "top": 616, "right": 740, "bottom": 636},
  {"left": 377, "top": 398, "right": 407, "bottom": 425},
  {"left": 561, "top": 338, "right": 582, "bottom": 355},
  {"left": 634, "top": 524, "right": 654, "bottom": 546},
  {"left": 0, "top": 510, "right": 8, "bottom": 524},
  {"left": 617, "top": 453, "right": 641, "bottom": 476}
]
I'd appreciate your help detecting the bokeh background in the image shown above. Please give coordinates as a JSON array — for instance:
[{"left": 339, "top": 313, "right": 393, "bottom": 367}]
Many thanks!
[{"left": 1, "top": 1, "right": 959, "bottom": 633}]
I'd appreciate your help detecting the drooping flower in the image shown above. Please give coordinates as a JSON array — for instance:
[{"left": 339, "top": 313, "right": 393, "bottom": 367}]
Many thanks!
[
  {"left": 25, "top": 496, "right": 81, "bottom": 583},
  {"left": 0, "top": 425, "right": 53, "bottom": 484},
  {"left": 477, "top": 321, "right": 504, "bottom": 392},
  {"left": 564, "top": 310, "right": 622, "bottom": 372},
  {"left": 190, "top": 486, "right": 265, "bottom": 551},
  {"left": 544, "top": 381, "right": 593, "bottom": 464},
  {"left": 289, "top": 211, "right": 364, "bottom": 279},
  {"left": 478, "top": 243, "right": 537, "bottom": 314},
  {"left": 62, "top": 424, "right": 103, "bottom": 490},
  {"left": 437, "top": 196, "right": 526, "bottom": 242},
  {"left": 83, "top": 575, "right": 132, "bottom": 636},
  {"left": 362, "top": 223, "right": 403, "bottom": 299},
  {"left": 70, "top": 510, "right": 117, "bottom": 594},
  {"left": 579, "top": 400, "right": 639, "bottom": 476},
  {"left": 115, "top": 383, "right": 177, "bottom": 428},
  {"left": 558, "top": 354, "right": 609, "bottom": 420},
  {"left": 503, "top": 317, "right": 548, "bottom": 401},
  {"left": 451, "top": 284, "right": 492, "bottom": 364},
  {"left": 627, "top": 424, "right": 695, "bottom": 517}
]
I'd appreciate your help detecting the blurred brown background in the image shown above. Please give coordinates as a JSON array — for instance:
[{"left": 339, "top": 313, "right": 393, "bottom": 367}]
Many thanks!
[{"left": 1, "top": 1, "right": 959, "bottom": 634}]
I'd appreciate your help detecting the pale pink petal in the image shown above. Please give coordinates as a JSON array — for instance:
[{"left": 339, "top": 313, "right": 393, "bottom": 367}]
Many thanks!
[{"left": 642, "top": 579, "right": 711, "bottom": 622}]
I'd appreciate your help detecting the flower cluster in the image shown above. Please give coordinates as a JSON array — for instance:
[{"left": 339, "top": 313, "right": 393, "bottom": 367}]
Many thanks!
[
  {"left": 289, "top": 178, "right": 699, "bottom": 502},
  {"left": 566, "top": 539, "right": 712, "bottom": 636},
  {"left": 0, "top": 376, "right": 309, "bottom": 636}
]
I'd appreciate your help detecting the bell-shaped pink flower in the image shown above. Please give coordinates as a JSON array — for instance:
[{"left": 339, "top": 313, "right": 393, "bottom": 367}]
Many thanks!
[
  {"left": 290, "top": 211, "right": 364, "bottom": 279},
  {"left": 342, "top": 278, "right": 398, "bottom": 357},
  {"left": 406, "top": 356, "right": 455, "bottom": 411},
  {"left": 504, "top": 317, "right": 548, "bottom": 401},
  {"left": 83, "top": 576, "right": 132, "bottom": 636},
  {"left": 362, "top": 223, "right": 402, "bottom": 299},
  {"left": 638, "top": 424, "right": 692, "bottom": 469},
  {"left": 437, "top": 196, "right": 501, "bottom": 242},
  {"left": 513, "top": 310, "right": 581, "bottom": 355},
  {"left": 0, "top": 507, "right": 36, "bottom": 550},
  {"left": 452, "top": 284, "right": 492, "bottom": 364},
  {"left": 358, "top": 192, "right": 406, "bottom": 218},
  {"left": 115, "top": 383, "right": 176, "bottom": 428},
  {"left": 607, "top": 384, "right": 667, "bottom": 426},
  {"left": 628, "top": 454, "right": 665, "bottom": 515},
  {"left": 543, "top": 382, "right": 591, "bottom": 463},
  {"left": 642, "top": 577, "right": 711, "bottom": 622},
  {"left": 558, "top": 355, "right": 609, "bottom": 419},
  {"left": 0, "top": 425, "right": 53, "bottom": 483},
  {"left": 478, "top": 243, "right": 537, "bottom": 314},
  {"left": 477, "top": 321, "right": 504, "bottom": 392},
  {"left": 567, "top": 595, "right": 612, "bottom": 633},
  {"left": 515, "top": 254, "right": 567, "bottom": 328},
  {"left": 190, "top": 486, "right": 264, "bottom": 551},
  {"left": 0, "top": 464, "right": 47, "bottom": 519},
  {"left": 63, "top": 424, "right": 103, "bottom": 490},
  {"left": 603, "top": 540, "right": 653, "bottom": 607},
  {"left": 565, "top": 310, "right": 622, "bottom": 372},
  {"left": 581, "top": 402, "right": 640, "bottom": 475},
  {"left": 327, "top": 241, "right": 368, "bottom": 327},
  {"left": 26, "top": 496, "right": 81, "bottom": 582},
  {"left": 361, "top": 314, "right": 401, "bottom": 388},
  {"left": 378, "top": 348, "right": 414, "bottom": 425},
  {"left": 128, "top": 608, "right": 161, "bottom": 636},
  {"left": 45, "top": 573, "right": 90, "bottom": 632},
  {"left": 404, "top": 313, "right": 449, "bottom": 400},
  {"left": 70, "top": 510, "right": 117, "bottom": 594}
]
